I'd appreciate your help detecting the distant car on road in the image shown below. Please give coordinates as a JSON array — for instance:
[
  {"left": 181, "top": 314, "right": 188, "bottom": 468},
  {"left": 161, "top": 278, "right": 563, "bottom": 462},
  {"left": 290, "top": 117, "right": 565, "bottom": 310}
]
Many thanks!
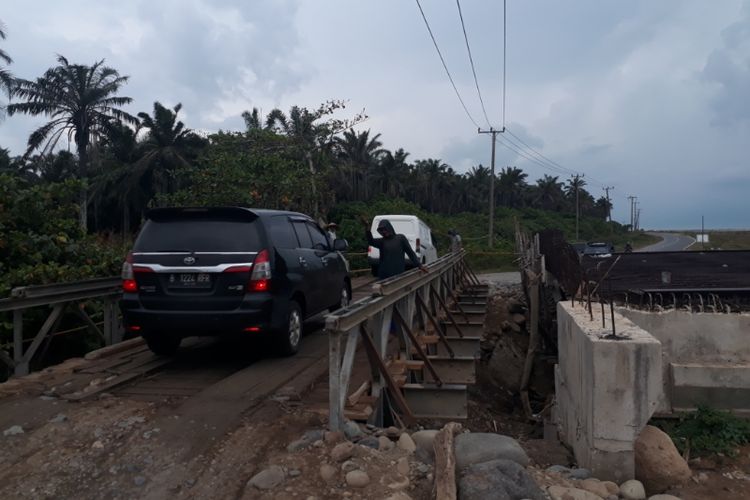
[
  {"left": 583, "top": 241, "right": 614, "bottom": 259},
  {"left": 120, "top": 207, "right": 350, "bottom": 356}
]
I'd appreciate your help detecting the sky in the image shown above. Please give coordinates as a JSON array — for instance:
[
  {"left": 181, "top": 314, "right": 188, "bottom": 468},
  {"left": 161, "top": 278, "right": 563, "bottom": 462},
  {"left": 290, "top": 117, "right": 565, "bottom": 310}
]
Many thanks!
[{"left": 1, "top": 0, "right": 749, "bottom": 229}]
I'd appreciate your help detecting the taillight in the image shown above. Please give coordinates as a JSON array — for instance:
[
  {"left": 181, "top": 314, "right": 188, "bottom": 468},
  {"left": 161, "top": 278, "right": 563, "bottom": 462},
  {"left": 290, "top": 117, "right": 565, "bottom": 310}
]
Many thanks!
[
  {"left": 122, "top": 252, "right": 136, "bottom": 292},
  {"left": 121, "top": 252, "right": 153, "bottom": 292},
  {"left": 368, "top": 246, "right": 373, "bottom": 254},
  {"left": 416, "top": 238, "right": 421, "bottom": 253},
  {"left": 248, "top": 249, "right": 271, "bottom": 292}
]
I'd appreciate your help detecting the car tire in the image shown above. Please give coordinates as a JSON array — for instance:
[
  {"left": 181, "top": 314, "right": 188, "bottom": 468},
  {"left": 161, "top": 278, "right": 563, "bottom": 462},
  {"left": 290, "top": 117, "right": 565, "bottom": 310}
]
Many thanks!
[
  {"left": 144, "top": 334, "right": 181, "bottom": 356},
  {"left": 276, "top": 301, "right": 302, "bottom": 356},
  {"left": 371, "top": 265, "right": 379, "bottom": 277},
  {"left": 330, "top": 282, "right": 351, "bottom": 312}
]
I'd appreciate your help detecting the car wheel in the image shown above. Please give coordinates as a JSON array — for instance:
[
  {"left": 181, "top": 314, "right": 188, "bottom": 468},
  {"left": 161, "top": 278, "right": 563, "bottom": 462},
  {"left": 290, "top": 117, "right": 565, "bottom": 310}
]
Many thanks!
[
  {"left": 276, "top": 301, "right": 302, "bottom": 356},
  {"left": 330, "top": 282, "right": 351, "bottom": 312},
  {"left": 144, "top": 334, "right": 181, "bottom": 356},
  {"left": 370, "top": 265, "right": 379, "bottom": 277}
]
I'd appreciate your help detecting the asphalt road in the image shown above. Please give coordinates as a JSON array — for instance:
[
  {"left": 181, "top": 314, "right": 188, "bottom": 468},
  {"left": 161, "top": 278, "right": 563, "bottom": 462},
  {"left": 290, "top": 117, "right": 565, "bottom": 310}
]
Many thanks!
[{"left": 639, "top": 232, "right": 696, "bottom": 252}]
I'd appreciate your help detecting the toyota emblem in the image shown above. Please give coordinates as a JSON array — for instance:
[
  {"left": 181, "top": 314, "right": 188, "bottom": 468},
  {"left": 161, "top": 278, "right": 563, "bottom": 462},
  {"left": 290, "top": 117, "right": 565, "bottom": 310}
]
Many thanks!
[{"left": 183, "top": 256, "right": 196, "bottom": 265}]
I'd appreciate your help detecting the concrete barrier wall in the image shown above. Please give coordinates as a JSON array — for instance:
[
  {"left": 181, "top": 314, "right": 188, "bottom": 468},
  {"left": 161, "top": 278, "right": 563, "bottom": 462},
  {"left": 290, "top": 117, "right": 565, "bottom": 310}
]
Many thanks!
[
  {"left": 555, "top": 302, "right": 662, "bottom": 482},
  {"left": 618, "top": 309, "right": 750, "bottom": 413}
]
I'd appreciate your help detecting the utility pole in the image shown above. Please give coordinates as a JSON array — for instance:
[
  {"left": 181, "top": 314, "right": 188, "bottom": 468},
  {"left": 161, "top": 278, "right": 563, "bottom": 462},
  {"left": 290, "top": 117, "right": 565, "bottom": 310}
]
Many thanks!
[
  {"left": 627, "top": 195, "right": 636, "bottom": 231},
  {"left": 635, "top": 205, "right": 641, "bottom": 231},
  {"left": 603, "top": 186, "right": 614, "bottom": 222},
  {"left": 571, "top": 174, "right": 584, "bottom": 241},
  {"left": 478, "top": 127, "right": 503, "bottom": 248}
]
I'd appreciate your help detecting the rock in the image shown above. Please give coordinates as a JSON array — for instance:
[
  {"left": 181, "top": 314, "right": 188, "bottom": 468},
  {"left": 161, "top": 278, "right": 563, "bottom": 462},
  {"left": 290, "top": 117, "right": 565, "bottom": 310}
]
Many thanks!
[
  {"left": 3, "top": 425, "right": 24, "bottom": 436},
  {"left": 580, "top": 478, "right": 611, "bottom": 498},
  {"left": 341, "top": 460, "right": 358, "bottom": 472},
  {"left": 411, "top": 430, "right": 438, "bottom": 457},
  {"left": 454, "top": 433, "right": 529, "bottom": 469},
  {"left": 378, "top": 436, "right": 395, "bottom": 451},
  {"left": 387, "top": 474, "right": 410, "bottom": 491},
  {"left": 396, "top": 457, "right": 410, "bottom": 476},
  {"left": 331, "top": 442, "right": 354, "bottom": 462},
  {"left": 397, "top": 433, "right": 417, "bottom": 453},
  {"left": 385, "top": 493, "right": 413, "bottom": 500},
  {"left": 133, "top": 476, "right": 146, "bottom": 487},
  {"left": 288, "top": 469, "right": 301, "bottom": 478},
  {"left": 319, "top": 464, "right": 337, "bottom": 482},
  {"left": 459, "top": 459, "right": 545, "bottom": 500},
  {"left": 620, "top": 479, "right": 646, "bottom": 500},
  {"left": 647, "top": 496, "right": 682, "bottom": 500},
  {"left": 303, "top": 429, "right": 325, "bottom": 442},
  {"left": 416, "top": 463, "right": 431, "bottom": 475},
  {"left": 343, "top": 421, "right": 363, "bottom": 440},
  {"left": 385, "top": 426, "right": 401, "bottom": 438},
  {"left": 248, "top": 465, "right": 286, "bottom": 490},
  {"left": 358, "top": 436, "right": 379, "bottom": 449},
  {"left": 91, "top": 440, "right": 105, "bottom": 449},
  {"left": 607, "top": 496, "right": 618, "bottom": 500},
  {"left": 635, "top": 425, "right": 691, "bottom": 493},
  {"left": 602, "top": 481, "right": 619, "bottom": 495},
  {"left": 287, "top": 439, "right": 309, "bottom": 452},
  {"left": 345, "top": 470, "right": 370, "bottom": 487},
  {"left": 569, "top": 468, "right": 592, "bottom": 480},
  {"left": 49, "top": 414, "right": 68, "bottom": 424},
  {"left": 546, "top": 465, "right": 572, "bottom": 475},
  {"left": 547, "top": 486, "right": 602, "bottom": 500},
  {"left": 325, "top": 431, "right": 345, "bottom": 444}
]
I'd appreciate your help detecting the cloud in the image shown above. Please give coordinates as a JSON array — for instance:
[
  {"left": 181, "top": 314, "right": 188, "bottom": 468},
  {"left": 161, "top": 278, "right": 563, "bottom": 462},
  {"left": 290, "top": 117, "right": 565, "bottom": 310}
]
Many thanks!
[{"left": 699, "top": 3, "right": 750, "bottom": 126}]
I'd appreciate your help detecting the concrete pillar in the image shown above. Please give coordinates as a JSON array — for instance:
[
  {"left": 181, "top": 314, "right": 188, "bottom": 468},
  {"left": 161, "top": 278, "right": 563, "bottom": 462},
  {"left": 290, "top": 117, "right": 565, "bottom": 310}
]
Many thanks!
[{"left": 555, "top": 302, "right": 662, "bottom": 482}]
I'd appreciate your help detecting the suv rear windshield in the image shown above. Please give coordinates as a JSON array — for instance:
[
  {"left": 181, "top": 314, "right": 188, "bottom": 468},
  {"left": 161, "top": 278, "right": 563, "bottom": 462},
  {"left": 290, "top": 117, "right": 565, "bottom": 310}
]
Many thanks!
[{"left": 134, "top": 219, "right": 263, "bottom": 252}]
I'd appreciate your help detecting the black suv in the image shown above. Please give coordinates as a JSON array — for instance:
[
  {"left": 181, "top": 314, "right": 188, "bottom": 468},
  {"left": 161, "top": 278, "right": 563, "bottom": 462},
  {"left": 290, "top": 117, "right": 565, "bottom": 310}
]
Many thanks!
[{"left": 120, "top": 207, "right": 350, "bottom": 356}]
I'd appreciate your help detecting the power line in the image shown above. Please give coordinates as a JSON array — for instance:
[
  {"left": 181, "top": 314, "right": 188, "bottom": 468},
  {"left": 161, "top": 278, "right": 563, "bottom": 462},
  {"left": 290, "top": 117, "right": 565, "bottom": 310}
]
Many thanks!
[
  {"left": 415, "top": 0, "right": 480, "bottom": 128},
  {"left": 502, "top": 0, "right": 507, "bottom": 129},
  {"left": 456, "top": 0, "right": 492, "bottom": 128}
]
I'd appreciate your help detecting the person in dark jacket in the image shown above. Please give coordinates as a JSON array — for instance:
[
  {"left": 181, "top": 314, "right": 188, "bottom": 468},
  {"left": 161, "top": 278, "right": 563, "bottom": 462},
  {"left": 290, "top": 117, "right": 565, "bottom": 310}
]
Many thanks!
[{"left": 364, "top": 218, "right": 427, "bottom": 280}]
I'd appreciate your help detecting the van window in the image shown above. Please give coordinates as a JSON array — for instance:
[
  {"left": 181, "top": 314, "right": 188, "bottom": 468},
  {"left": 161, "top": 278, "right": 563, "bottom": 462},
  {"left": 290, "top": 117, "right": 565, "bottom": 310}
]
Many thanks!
[
  {"left": 383, "top": 219, "right": 416, "bottom": 236},
  {"left": 268, "top": 216, "right": 298, "bottom": 249}
]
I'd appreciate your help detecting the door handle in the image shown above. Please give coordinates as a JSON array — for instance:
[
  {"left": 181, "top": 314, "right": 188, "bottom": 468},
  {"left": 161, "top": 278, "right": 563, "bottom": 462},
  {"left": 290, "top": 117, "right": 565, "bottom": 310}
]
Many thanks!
[{"left": 299, "top": 256, "right": 308, "bottom": 267}]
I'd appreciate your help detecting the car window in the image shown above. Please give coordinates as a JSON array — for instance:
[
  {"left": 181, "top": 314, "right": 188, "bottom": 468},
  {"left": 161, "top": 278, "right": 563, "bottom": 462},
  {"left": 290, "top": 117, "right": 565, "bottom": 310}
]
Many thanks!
[
  {"left": 267, "top": 216, "right": 298, "bottom": 249},
  {"left": 134, "top": 219, "right": 262, "bottom": 252},
  {"left": 292, "top": 221, "right": 313, "bottom": 249},
  {"left": 387, "top": 220, "right": 416, "bottom": 236},
  {"left": 307, "top": 222, "right": 330, "bottom": 250}
]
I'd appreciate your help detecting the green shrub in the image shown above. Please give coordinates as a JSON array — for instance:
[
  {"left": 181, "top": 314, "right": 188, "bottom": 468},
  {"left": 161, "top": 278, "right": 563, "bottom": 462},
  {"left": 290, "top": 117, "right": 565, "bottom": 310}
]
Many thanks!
[{"left": 654, "top": 406, "right": 750, "bottom": 456}]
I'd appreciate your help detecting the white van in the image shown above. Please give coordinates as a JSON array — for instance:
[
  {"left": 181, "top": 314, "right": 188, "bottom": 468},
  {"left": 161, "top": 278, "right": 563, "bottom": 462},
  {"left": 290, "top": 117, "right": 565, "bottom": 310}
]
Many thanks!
[{"left": 367, "top": 215, "right": 438, "bottom": 276}]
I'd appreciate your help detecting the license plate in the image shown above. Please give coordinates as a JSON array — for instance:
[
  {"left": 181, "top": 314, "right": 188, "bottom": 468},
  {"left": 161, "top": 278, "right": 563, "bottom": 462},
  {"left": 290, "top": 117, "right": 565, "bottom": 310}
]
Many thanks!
[{"left": 168, "top": 273, "right": 212, "bottom": 288}]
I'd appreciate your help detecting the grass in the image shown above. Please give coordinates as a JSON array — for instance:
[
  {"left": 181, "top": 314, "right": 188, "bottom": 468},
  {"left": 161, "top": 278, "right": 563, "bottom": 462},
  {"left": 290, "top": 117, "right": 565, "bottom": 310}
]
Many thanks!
[
  {"left": 653, "top": 406, "right": 750, "bottom": 457},
  {"left": 702, "top": 231, "right": 750, "bottom": 250}
]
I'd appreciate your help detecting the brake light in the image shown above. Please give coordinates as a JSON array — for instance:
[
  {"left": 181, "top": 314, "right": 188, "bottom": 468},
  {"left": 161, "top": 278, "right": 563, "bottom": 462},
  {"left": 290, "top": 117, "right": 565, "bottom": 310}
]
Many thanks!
[
  {"left": 122, "top": 252, "right": 137, "bottom": 292},
  {"left": 248, "top": 249, "right": 271, "bottom": 292}
]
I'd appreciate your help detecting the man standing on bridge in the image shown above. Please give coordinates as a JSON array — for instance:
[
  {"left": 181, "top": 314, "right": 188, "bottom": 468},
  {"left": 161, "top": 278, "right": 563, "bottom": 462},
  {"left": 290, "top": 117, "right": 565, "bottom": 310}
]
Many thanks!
[{"left": 362, "top": 217, "right": 427, "bottom": 280}]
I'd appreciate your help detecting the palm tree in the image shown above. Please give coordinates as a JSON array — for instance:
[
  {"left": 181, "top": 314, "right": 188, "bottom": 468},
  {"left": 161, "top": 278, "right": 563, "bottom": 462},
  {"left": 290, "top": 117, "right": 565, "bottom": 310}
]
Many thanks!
[
  {"left": 335, "top": 129, "right": 385, "bottom": 201},
  {"left": 7, "top": 56, "right": 136, "bottom": 230},
  {"left": 532, "top": 174, "right": 565, "bottom": 211},
  {"left": 497, "top": 166, "right": 528, "bottom": 208},
  {"left": 0, "top": 21, "right": 15, "bottom": 114},
  {"left": 135, "top": 102, "right": 206, "bottom": 193},
  {"left": 371, "top": 147, "right": 409, "bottom": 198}
]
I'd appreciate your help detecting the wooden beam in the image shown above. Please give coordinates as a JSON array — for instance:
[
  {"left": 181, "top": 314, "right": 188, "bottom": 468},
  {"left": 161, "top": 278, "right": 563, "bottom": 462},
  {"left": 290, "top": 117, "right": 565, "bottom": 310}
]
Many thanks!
[
  {"left": 328, "top": 330, "right": 343, "bottom": 431},
  {"left": 394, "top": 308, "right": 443, "bottom": 386},
  {"left": 415, "top": 292, "right": 455, "bottom": 358},
  {"left": 434, "top": 422, "right": 462, "bottom": 500}
]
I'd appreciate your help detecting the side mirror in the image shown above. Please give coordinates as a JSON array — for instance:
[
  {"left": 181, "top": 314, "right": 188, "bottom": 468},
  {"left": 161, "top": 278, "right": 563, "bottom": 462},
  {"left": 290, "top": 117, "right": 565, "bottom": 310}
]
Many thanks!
[{"left": 333, "top": 238, "right": 349, "bottom": 251}]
